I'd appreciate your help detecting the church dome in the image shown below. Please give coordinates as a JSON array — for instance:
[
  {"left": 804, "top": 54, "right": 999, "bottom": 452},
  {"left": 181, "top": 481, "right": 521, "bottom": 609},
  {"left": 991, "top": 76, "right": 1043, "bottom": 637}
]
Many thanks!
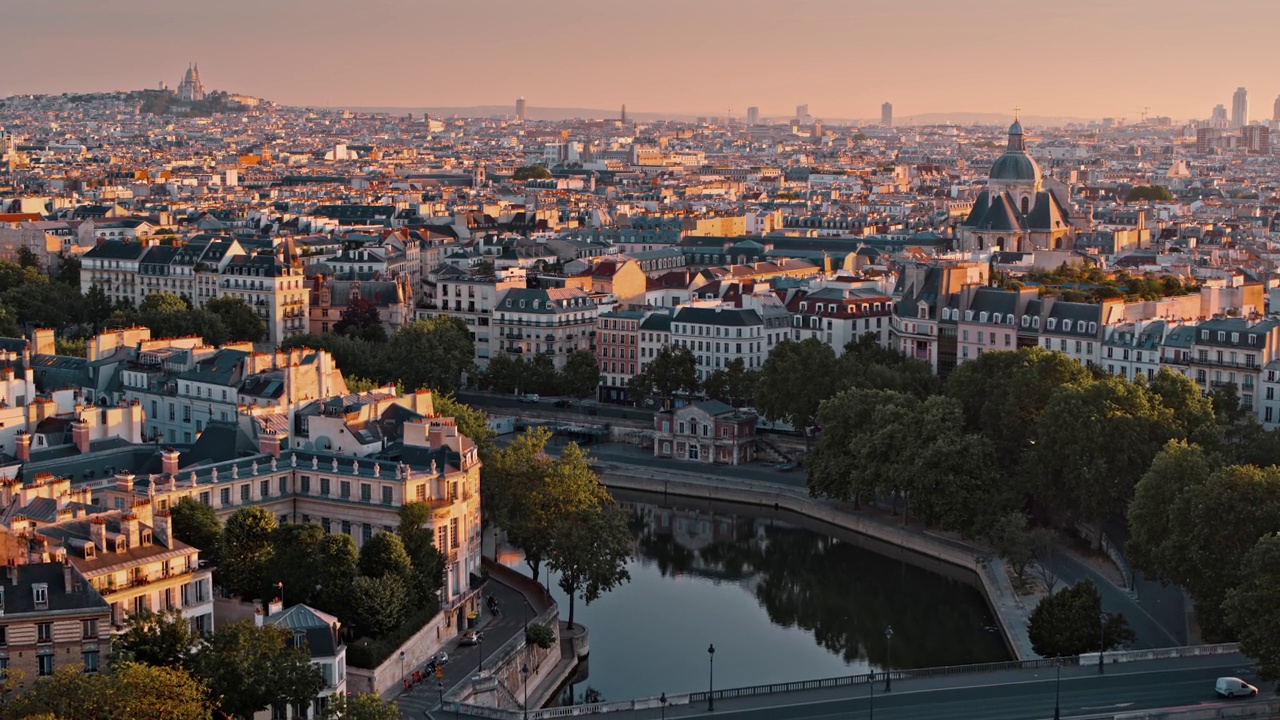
[{"left": 990, "top": 152, "right": 1040, "bottom": 182}]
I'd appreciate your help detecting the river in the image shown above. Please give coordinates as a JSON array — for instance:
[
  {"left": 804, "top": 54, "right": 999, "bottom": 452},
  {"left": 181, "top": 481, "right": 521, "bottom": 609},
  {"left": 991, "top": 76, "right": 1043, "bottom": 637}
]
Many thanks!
[{"left": 500, "top": 489, "right": 1010, "bottom": 704}]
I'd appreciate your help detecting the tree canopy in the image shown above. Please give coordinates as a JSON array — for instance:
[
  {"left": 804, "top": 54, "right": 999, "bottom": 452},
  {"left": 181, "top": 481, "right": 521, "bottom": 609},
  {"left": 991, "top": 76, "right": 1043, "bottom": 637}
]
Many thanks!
[
  {"left": 190, "top": 620, "right": 324, "bottom": 720},
  {"left": 1124, "top": 185, "right": 1174, "bottom": 203},
  {"left": 1028, "top": 580, "right": 1134, "bottom": 657},
  {"left": 0, "top": 663, "right": 212, "bottom": 720},
  {"left": 512, "top": 165, "right": 552, "bottom": 181}
]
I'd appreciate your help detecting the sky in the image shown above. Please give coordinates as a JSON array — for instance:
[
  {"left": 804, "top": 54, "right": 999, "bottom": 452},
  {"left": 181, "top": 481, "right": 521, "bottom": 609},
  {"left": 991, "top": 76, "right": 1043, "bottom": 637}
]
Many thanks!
[{"left": 4, "top": 0, "right": 1280, "bottom": 122}]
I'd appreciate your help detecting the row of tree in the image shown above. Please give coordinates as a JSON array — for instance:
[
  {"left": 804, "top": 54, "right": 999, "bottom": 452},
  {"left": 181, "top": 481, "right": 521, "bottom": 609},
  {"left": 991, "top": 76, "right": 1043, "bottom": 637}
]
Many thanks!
[
  {"left": 484, "top": 427, "right": 633, "bottom": 628},
  {"left": 281, "top": 315, "right": 475, "bottom": 395},
  {"left": 481, "top": 348, "right": 601, "bottom": 398},
  {"left": 171, "top": 501, "right": 445, "bottom": 641}
]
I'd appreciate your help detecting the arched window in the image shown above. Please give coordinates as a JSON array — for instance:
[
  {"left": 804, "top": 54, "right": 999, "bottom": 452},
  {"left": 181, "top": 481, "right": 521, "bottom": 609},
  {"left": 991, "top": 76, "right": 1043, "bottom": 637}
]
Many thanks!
[{"left": 1021, "top": 196, "right": 1030, "bottom": 215}]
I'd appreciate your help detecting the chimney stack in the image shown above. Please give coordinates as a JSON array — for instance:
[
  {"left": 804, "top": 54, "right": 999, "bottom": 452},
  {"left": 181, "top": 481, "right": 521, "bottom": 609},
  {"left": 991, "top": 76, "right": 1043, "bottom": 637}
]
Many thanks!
[
  {"left": 89, "top": 517, "right": 106, "bottom": 551},
  {"left": 121, "top": 513, "right": 140, "bottom": 549},
  {"left": 71, "top": 418, "right": 91, "bottom": 454},
  {"left": 161, "top": 447, "right": 181, "bottom": 477},
  {"left": 115, "top": 473, "right": 135, "bottom": 493},
  {"left": 259, "top": 431, "right": 281, "bottom": 458},
  {"left": 14, "top": 431, "right": 30, "bottom": 462},
  {"left": 153, "top": 510, "right": 173, "bottom": 548}
]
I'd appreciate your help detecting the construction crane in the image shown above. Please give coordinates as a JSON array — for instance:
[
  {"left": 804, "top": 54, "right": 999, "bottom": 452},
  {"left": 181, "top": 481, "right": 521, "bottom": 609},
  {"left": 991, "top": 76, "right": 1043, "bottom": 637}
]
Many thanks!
[{"left": 1141, "top": 106, "right": 1150, "bottom": 123}]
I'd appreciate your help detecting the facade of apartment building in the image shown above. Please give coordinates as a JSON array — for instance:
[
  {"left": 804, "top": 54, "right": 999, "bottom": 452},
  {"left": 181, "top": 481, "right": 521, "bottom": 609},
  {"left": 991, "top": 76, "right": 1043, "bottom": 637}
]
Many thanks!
[{"left": 492, "top": 288, "right": 598, "bottom": 369}]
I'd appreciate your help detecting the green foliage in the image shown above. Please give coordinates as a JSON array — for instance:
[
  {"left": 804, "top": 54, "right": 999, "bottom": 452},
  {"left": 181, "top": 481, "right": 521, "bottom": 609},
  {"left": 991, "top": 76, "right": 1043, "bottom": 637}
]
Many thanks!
[
  {"left": 526, "top": 623, "right": 556, "bottom": 649},
  {"left": 220, "top": 507, "right": 278, "bottom": 600},
  {"left": 323, "top": 691, "right": 400, "bottom": 720},
  {"left": 384, "top": 316, "right": 475, "bottom": 393},
  {"left": 1127, "top": 441, "right": 1212, "bottom": 581},
  {"left": 1124, "top": 185, "right": 1174, "bottom": 203},
  {"left": 1224, "top": 533, "right": 1280, "bottom": 679},
  {"left": 190, "top": 620, "right": 324, "bottom": 719},
  {"left": 512, "top": 165, "right": 552, "bottom": 181},
  {"left": 560, "top": 349, "right": 602, "bottom": 398},
  {"left": 358, "top": 532, "right": 413, "bottom": 580},
  {"left": 170, "top": 496, "right": 223, "bottom": 570},
  {"left": 628, "top": 344, "right": 699, "bottom": 408},
  {"left": 433, "top": 394, "right": 496, "bottom": 459},
  {"left": 0, "top": 662, "right": 212, "bottom": 720},
  {"left": 334, "top": 296, "right": 388, "bottom": 342},
  {"left": 993, "top": 512, "right": 1035, "bottom": 582},
  {"left": 757, "top": 338, "right": 838, "bottom": 433},
  {"left": 702, "top": 357, "right": 759, "bottom": 407},
  {"left": 550, "top": 503, "right": 633, "bottom": 629},
  {"left": 204, "top": 296, "right": 266, "bottom": 342},
  {"left": 1028, "top": 580, "right": 1134, "bottom": 657},
  {"left": 348, "top": 574, "right": 410, "bottom": 638},
  {"left": 266, "top": 523, "right": 358, "bottom": 612},
  {"left": 113, "top": 608, "right": 199, "bottom": 667},
  {"left": 346, "top": 604, "right": 439, "bottom": 669}
]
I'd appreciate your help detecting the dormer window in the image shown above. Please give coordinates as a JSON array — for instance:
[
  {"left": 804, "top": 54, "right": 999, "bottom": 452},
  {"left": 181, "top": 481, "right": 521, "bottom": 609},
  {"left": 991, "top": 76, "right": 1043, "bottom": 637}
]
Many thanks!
[
  {"left": 1033, "top": 317, "right": 1041, "bottom": 329},
  {"left": 1063, "top": 320, "right": 1072, "bottom": 332},
  {"left": 1047, "top": 318, "right": 1057, "bottom": 331},
  {"left": 1218, "top": 332, "right": 1226, "bottom": 341},
  {"left": 33, "top": 584, "right": 47, "bottom": 608},
  {"left": 964, "top": 310, "right": 974, "bottom": 321},
  {"left": 1201, "top": 330, "right": 1209, "bottom": 340},
  {"left": 1021, "top": 315, "right": 1030, "bottom": 328},
  {"left": 1231, "top": 333, "right": 1240, "bottom": 343},
  {"left": 1088, "top": 322, "right": 1097, "bottom": 333},
  {"left": 980, "top": 312, "right": 989, "bottom": 323}
]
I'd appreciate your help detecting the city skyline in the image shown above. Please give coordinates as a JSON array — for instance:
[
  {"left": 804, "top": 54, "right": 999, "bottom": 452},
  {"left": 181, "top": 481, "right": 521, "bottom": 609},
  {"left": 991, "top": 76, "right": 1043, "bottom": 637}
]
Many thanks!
[{"left": 4, "top": 0, "right": 1280, "bottom": 122}]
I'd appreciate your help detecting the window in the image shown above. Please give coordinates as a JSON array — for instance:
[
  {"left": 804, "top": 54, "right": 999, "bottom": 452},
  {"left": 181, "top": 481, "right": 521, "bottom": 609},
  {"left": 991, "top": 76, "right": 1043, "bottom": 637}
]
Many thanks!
[
  {"left": 320, "top": 478, "right": 331, "bottom": 496},
  {"left": 37, "top": 622, "right": 51, "bottom": 643},
  {"left": 260, "top": 480, "right": 270, "bottom": 498},
  {"left": 37, "top": 654, "right": 52, "bottom": 677},
  {"left": 279, "top": 477, "right": 288, "bottom": 494},
  {"left": 361, "top": 524, "right": 372, "bottom": 544},
  {"left": 33, "top": 584, "right": 47, "bottom": 607},
  {"left": 300, "top": 476, "right": 311, "bottom": 493},
  {"left": 382, "top": 486, "right": 393, "bottom": 504},
  {"left": 341, "top": 521, "right": 351, "bottom": 536},
  {"left": 340, "top": 481, "right": 351, "bottom": 499},
  {"left": 220, "top": 488, "right": 231, "bottom": 506},
  {"left": 360, "top": 483, "right": 372, "bottom": 502},
  {"left": 240, "top": 485, "right": 250, "bottom": 502},
  {"left": 82, "top": 619, "right": 97, "bottom": 639},
  {"left": 451, "top": 518, "right": 460, "bottom": 549},
  {"left": 0, "top": 626, "right": 7, "bottom": 647}
]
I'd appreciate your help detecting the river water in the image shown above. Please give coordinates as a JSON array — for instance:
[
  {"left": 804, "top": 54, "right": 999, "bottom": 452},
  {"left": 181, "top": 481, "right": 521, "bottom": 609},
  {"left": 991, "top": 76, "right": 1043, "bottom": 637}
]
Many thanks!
[{"left": 500, "top": 489, "right": 1010, "bottom": 704}]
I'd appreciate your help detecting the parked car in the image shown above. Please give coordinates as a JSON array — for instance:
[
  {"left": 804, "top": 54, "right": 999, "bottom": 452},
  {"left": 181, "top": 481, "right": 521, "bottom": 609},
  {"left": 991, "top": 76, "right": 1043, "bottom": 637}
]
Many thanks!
[
  {"left": 520, "top": 393, "right": 540, "bottom": 403},
  {"left": 554, "top": 399, "right": 573, "bottom": 408},
  {"left": 1215, "top": 677, "right": 1258, "bottom": 698},
  {"left": 460, "top": 631, "right": 481, "bottom": 646},
  {"left": 434, "top": 650, "right": 450, "bottom": 666}
]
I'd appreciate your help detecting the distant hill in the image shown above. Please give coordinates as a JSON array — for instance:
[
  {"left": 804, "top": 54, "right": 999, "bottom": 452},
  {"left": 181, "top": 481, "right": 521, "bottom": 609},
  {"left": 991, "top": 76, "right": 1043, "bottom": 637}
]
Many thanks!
[{"left": 333, "top": 105, "right": 1099, "bottom": 128}]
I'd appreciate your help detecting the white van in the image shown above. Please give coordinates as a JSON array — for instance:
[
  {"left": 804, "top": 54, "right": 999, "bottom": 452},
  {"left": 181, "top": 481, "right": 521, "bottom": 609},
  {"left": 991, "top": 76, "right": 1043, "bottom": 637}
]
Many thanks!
[{"left": 1215, "top": 677, "right": 1258, "bottom": 698}]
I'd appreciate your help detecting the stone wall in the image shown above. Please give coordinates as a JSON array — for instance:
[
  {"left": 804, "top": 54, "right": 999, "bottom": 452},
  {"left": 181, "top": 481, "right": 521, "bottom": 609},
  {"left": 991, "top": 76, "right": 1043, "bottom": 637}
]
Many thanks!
[{"left": 350, "top": 610, "right": 457, "bottom": 699}]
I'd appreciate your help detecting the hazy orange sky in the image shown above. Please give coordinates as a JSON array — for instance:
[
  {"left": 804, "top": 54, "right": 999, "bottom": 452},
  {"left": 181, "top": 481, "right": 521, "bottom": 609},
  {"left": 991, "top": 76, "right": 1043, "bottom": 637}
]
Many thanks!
[{"left": 4, "top": 0, "right": 1279, "bottom": 121}]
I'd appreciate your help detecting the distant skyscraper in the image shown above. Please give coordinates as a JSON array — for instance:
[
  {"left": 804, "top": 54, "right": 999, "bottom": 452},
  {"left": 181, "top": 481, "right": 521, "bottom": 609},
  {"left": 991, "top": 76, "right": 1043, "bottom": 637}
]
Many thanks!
[
  {"left": 621, "top": 104, "right": 627, "bottom": 123},
  {"left": 1232, "top": 87, "right": 1248, "bottom": 129},
  {"left": 881, "top": 102, "right": 893, "bottom": 127},
  {"left": 746, "top": 106, "right": 759, "bottom": 126},
  {"left": 176, "top": 63, "right": 206, "bottom": 102},
  {"left": 796, "top": 104, "right": 809, "bottom": 123},
  {"left": 516, "top": 96, "right": 526, "bottom": 122},
  {"left": 1273, "top": 95, "right": 1280, "bottom": 123},
  {"left": 1211, "top": 104, "right": 1228, "bottom": 127}
]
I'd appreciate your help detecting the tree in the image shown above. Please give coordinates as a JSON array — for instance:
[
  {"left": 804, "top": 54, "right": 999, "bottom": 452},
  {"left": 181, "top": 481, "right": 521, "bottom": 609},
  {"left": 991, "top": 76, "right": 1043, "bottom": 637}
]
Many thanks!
[
  {"left": 358, "top": 531, "right": 413, "bottom": 581},
  {"left": 1026, "top": 376, "right": 1177, "bottom": 542},
  {"left": 702, "top": 357, "right": 759, "bottom": 408},
  {"left": 323, "top": 691, "right": 400, "bottom": 720},
  {"left": 482, "top": 352, "right": 523, "bottom": 394},
  {"left": 16, "top": 246, "right": 40, "bottom": 270},
  {"left": 190, "top": 620, "right": 324, "bottom": 720},
  {"left": 1224, "top": 533, "right": 1280, "bottom": 679},
  {"left": 266, "top": 523, "right": 358, "bottom": 611},
  {"left": 629, "top": 344, "right": 699, "bottom": 409},
  {"left": 1027, "top": 580, "right": 1134, "bottom": 658},
  {"left": 993, "top": 512, "right": 1035, "bottom": 583},
  {"left": 384, "top": 317, "right": 475, "bottom": 394},
  {"left": 1124, "top": 185, "right": 1173, "bottom": 203},
  {"left": 282, "top": 333, "right": 384, "bottom": 384},
  {"left": 512, "top": 165, "right": 552, "bottom": 181},
  {"left": 139, "top": 291, "right": 190, "bottom": 315},
  {"left": 171, "top": 496, "right": 222, "bottom": 569},
  {"left": 55, "top": 255, "right": 81, "bottom": 287},
  {"left": 559, "top": 349, "right": 601, "bottom": 399},
  {"left": 524, "top": 352, "right": 559, "bottom": 395},
  {"left": 526, "top": 623, "right": 556, "bottom": 649},
  {"left": 334, "top": 296, "right": 388, "bottom": 343},
  {"left": 348, "top": 574, "right": 410, "bottom": 638},
  {"left": 1, "top": 663, "right": 212, "bottom": 720},
  {"left": 549, "top": 504, "right": 632, "bottom": 629},
  {"left": 1127, "top": 441, "right": 1212, "bottom": 581},
  {"left": 114, "top": 608, "right": 199, "bottom": 667},
  {"left": 221, "top": 507, "right": 278, "bottom": 599},
  {"left": 757, "top": 338, "right": 841, "bottom": 445},
  {"left": 397, "top": 502, "right": 447, "bottom": 607},
  {"left": 205, "top": 296, "right": 266, "bottom": 342}
]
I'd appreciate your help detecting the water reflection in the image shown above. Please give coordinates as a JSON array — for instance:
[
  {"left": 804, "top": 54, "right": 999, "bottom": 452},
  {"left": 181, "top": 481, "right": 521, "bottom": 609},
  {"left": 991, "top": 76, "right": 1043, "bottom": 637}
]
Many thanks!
[{"left": 528, "top": 490, "right": 1009, "bottom": 703}]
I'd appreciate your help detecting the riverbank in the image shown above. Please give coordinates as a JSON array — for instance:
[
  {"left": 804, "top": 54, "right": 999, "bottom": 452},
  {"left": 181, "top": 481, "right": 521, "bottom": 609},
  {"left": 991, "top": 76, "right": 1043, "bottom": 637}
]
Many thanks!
[{"left": 595, "top": 461, "right": 1039, "bottom": 662}]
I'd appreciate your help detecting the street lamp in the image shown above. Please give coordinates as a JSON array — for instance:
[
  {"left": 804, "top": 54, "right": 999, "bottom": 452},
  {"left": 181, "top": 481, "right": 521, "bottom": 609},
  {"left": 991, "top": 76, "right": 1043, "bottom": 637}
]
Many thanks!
[
  {"left": 707, "top": 644, "right": 716, "bottom": 712},
  {"left": 478, "top": 633, "right": 485, "bottom": 676},
  {"left": 521, "top": 663, "right": 530, "bottom": 720},
  {"left": 883, "top": 626, "right": 894, "bottom": 692},
  {"left": 1053, "top": 658, "right": 1061, "bottom": 720},
  {"left": 399, "top": 650, "right": 405, "bottom": 684},
  {"left": 1098, "top": 612, "right": 1106, "bottom": 674},
  {"left": 437, "top": 681, "right": 445, "bottom": 712},
  {"left": 868, "top": 670, "right": 875, "bottom": 720},
  {"left": 659, "top": 692, "right": 667, "bottom": 720}
]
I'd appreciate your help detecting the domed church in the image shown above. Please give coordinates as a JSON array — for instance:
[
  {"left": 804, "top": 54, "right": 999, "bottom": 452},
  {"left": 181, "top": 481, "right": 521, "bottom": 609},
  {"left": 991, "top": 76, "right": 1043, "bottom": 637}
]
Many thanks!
[{"left": 958, "top": 118, "right": 1074, "bottom": 252}]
